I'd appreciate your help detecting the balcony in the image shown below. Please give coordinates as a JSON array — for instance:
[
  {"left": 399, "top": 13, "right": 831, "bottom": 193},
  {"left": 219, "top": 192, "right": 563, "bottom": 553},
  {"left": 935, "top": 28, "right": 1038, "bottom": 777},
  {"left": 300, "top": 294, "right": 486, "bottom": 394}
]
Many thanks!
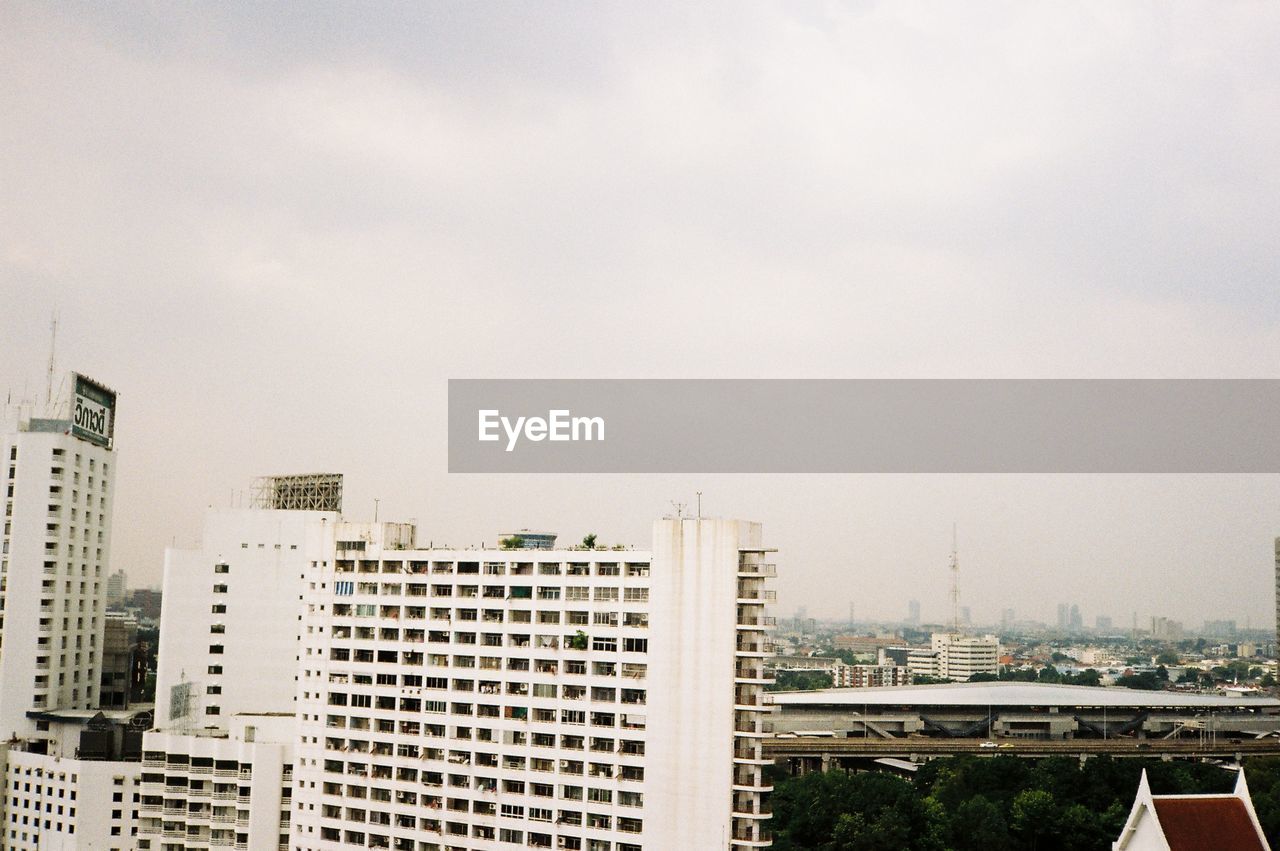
[
  {"left": 737, "top": 562, "right": 777, "bottom": 577},
  {"left": 732, "top": 795, "right": 772, "bottom": 818}
]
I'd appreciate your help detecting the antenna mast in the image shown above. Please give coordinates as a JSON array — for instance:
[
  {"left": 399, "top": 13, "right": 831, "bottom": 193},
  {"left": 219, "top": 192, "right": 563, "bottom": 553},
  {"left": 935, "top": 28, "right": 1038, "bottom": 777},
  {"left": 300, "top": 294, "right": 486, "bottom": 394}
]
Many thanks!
[
  {"left": 949, "top": 523, "right": 960, "bottom": 634},
  {"left": 45, "top": 310, "right": 58, "bottom": 411}
]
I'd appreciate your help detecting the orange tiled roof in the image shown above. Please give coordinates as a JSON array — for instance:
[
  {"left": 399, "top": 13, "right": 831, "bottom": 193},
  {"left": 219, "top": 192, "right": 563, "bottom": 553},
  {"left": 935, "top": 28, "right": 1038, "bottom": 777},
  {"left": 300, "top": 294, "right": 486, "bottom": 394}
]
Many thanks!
[{"left": 1151, "top": 797, "right": 1266, "bottom": 851}]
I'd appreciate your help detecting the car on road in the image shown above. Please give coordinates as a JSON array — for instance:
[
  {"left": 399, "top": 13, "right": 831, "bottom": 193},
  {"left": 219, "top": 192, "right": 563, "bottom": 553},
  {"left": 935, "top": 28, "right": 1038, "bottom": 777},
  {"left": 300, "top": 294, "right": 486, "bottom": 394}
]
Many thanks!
[{"left": 980, "top": 741, "right": 998, "bottom": 749}]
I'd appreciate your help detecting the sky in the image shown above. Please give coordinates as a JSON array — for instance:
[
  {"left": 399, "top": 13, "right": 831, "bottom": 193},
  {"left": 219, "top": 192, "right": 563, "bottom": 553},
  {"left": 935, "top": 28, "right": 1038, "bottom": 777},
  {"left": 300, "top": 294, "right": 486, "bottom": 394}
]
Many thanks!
[{"left": 2, "top": 2, "right": 1279, "bottom": 628}]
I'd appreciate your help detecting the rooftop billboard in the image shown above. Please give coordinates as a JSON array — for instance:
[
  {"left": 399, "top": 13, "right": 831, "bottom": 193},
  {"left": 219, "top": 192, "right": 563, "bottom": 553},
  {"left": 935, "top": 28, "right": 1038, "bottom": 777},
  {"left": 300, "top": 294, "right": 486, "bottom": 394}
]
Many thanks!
[{"left": 71, "top": 372, "right": 116, "bottom": 448}]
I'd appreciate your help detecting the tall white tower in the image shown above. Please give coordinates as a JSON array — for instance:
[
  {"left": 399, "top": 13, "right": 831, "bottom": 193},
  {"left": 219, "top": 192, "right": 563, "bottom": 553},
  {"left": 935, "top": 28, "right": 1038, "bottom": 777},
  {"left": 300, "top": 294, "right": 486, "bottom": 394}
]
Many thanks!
[{"left": 0, "top": 372, "right": 118, "bottom": 741}]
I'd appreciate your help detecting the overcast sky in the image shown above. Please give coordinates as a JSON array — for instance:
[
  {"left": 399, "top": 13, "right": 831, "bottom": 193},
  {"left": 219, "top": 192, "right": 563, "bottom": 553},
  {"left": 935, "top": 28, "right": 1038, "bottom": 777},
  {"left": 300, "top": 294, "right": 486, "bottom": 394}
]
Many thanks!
[{"left": 3, "top": 2, "right": 1279, "bottom": 628}]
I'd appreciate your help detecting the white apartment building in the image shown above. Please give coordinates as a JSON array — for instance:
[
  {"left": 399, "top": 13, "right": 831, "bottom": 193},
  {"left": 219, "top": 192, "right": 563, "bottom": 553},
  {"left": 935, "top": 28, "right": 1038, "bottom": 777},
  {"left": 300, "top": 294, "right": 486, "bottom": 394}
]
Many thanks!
[
  {"left": 830, "top": 663, "right": 912, "bottom": 688},
  {"left": 0, "top": 374, "right": 142, "bottom": 851},
  {"left": 139, "top": 713, "right": 295, "bottom": 851},
  {"left": 290, "top": 515, "right": 777, "bottom": 851},
  {"left": 0, "top": 374, "right": 118, "bottom": 741},
  {"left": 908, "top": 633, "right": 1000, "bottom": 681},
  {"left": 153, "top": 503, "right": 340, "bottom": 728},
  {"left": 141, "top": 480, "right": 341, "bottom": 851},
  {"left": 2, "top": 741, "right": 141, "bottom": 850}
]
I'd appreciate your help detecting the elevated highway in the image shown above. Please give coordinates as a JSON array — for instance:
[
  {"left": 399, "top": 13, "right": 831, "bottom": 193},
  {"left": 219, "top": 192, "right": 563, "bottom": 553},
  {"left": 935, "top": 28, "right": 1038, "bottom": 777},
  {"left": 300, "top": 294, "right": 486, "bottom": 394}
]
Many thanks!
[{"left": 765, "top": 735, "right": 1280, "bottom": 771}]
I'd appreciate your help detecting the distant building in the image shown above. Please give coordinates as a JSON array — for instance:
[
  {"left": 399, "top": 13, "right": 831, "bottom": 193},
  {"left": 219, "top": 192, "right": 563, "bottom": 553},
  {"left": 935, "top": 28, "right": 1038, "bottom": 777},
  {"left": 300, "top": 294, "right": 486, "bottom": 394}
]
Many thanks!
[
  {"left": 1152, "top": 616, "right": 1185, "bottom": 642},
  {"left": 832, "top": 663, "right": 912, "bottom": 688},
  {"left": 107, "top": 568, "right": 127, "bottom": 608},
  {"left": 498, "top": 529, "right": 558, "bottom": 549},
  {"left": 1069, "top": 604, "right": 1083, "bottom": 631},
  {"left": 908, "top": 633, "right": 999, "bottom": 680},
  {"left": 1058, "top": 602, "right": 1070, "bottom": 629},
  {"left": 124, "top": 587, "right": 162, "bottom": 622},
  {"left": 100, "top": 611, "right": 137, "bottom": 709},
  {"left": 1000, "top": 608, "right": 1015, "bottom": 630},
  {"left": 877, "top": 646, "right": 914, "bottom": 667},
  {"left": 1205, "top": 619, "right": 1239, "bottom": 639},
  {"left": 1096, "top": 615, "right": 1114, "bottom": 631},
  {"left": 834, "top": 635, "right": 902, "bottom": 656},
  {"left": 907, "top": 600, "right": 921, "bottom": 626},
  {"left": 1112, "top": 768, "right": 1269, "bottom": 851}
]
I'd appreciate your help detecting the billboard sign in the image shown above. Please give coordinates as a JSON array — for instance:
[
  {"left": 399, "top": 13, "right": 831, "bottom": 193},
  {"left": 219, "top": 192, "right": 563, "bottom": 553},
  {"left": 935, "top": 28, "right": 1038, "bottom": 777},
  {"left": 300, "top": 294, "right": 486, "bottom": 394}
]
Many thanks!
[{"left": 71, "top": 373, "right": 116, "bottom": 448}]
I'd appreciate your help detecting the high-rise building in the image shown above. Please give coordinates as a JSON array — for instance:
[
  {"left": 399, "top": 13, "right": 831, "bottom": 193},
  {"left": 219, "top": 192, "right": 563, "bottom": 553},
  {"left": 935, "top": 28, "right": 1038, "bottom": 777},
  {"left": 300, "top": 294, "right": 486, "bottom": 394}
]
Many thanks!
[
  {"left": 1056, "top": 602, "right": 1069, "bottom": 630},
  {"left": 152, "top": 500, "right": 341, "bottom": 728},
  {"left": 291, "top": 514, "right": 777, "bottom": 851},
  {"left": 0, "top": 372, "right": 144, "bottom": 851},
  {"left": 1069, "top": 604, "right": 1082, "bottom": 631},
  {"left": 907, "top": 599, "right": 921, "bottom": 626},
  {"left": 139, "top": 479, "right": 342, "bottom": 851},
  {"left": 1095, "top": 615, "right": 1114, "bottom": 631},
  {"left": 0, "top": 373, "right": 118, "bottom": 740},
  {"left": 107, "top": 568, "right": 127, "bottom": 608}
]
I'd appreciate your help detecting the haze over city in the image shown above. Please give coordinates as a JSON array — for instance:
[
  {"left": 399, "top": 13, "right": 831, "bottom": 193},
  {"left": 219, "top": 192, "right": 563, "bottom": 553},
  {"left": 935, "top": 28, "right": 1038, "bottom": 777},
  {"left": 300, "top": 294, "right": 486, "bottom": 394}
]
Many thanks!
[{"left": 4, "top": 2, "right": 1279, "bottom": 627}]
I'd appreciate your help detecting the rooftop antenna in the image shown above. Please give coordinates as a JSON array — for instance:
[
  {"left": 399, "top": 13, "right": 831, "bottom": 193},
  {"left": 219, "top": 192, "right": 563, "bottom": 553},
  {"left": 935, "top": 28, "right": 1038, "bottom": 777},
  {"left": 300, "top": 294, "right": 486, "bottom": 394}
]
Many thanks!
[
  {"left": 949, "top": 523, "right": 960, "bottom": 634},
  {"left": 45, "top": 309, "right": 58, "bottom": 412},
  {"left": 696, "top": 491, "right": 702, "bottom": 519},
  {"left": 374, "top": 498, "right": 380, "bottom": 523},
  {"left": 670, "top": 501, "right": 686, "bottom": 518}
]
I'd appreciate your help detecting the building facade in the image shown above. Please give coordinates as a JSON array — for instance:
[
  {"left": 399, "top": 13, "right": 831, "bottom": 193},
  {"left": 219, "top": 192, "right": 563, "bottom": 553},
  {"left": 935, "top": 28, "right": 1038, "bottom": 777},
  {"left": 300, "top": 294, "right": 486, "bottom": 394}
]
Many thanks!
[
  {"left": 289, "top": 515, "right": 777, "bottom": 851},
  {"left": 830, "top": 663, "right": 912, "bottom": 689},
  {"left": 1, "top": 377, "right": 118, "bottom": 741},
  {"left": 908, "top": 633, "right": 999, "bottom": 681}
]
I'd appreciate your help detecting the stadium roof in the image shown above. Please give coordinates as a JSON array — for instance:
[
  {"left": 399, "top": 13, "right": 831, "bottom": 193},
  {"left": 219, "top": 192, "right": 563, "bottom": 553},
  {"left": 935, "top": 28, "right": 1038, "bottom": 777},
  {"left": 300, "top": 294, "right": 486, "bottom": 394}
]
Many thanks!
[{"left": 770, "top": 681, "right": 1280, "bottom": 710}]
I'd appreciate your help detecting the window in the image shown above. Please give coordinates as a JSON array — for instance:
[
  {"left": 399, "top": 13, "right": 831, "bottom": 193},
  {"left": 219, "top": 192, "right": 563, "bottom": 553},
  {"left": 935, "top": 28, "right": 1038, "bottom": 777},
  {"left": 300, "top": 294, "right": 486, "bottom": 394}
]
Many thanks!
[
  {"left": 208, "top": 645, "right": 224, "bottom": 655},
  {"left": 214, "top": 563, "right": 230, "bottom": 574}
]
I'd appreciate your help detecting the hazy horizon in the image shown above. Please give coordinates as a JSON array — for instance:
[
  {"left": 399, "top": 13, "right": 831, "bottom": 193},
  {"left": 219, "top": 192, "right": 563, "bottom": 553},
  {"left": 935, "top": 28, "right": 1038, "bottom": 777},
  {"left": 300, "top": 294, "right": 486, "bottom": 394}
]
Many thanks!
[{"left": 4, "top": 2, "right": 1278, "bottom": 628}]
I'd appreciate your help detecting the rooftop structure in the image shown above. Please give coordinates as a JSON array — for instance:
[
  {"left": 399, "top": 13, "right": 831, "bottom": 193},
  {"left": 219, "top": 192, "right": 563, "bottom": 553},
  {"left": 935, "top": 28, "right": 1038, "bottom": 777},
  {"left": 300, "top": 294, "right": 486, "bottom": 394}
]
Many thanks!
[{"left": 251, "top": 473, "right": 343, "bottom": 512}]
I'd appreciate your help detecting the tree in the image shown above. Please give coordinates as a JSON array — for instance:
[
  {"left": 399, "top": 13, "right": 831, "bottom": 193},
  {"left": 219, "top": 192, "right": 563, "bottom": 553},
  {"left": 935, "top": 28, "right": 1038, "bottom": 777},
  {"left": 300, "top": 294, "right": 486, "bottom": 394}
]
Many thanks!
[
  {"left": 499, "top": 535, "right": 523, "bottom": 549},
  {"left": 581, "top": 533, "right": 597, "bottom": 549},
  {"left": 969, "top": 672, "right": 1000, "bottom": 683},
  {"left": 768, "top": 670, "right": 834, "bottom": 692},
  {"left": 1155, "top": 650, "right": 1179, "bottom": 666},
  {"left": 1010, "top": 789, "right": 1057, "bottom": 850}
]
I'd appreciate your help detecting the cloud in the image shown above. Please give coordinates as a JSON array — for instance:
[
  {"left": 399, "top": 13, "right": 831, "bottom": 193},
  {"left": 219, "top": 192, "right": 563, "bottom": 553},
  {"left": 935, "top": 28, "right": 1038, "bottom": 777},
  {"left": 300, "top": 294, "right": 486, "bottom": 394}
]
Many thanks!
[{"left": 2, "top": 1, "right": 1278, "bottom": 623}]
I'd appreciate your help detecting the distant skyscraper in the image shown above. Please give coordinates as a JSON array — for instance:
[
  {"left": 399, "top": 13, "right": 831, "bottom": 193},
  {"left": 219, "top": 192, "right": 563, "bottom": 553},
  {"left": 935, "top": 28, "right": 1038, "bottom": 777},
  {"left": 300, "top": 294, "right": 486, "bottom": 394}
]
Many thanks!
[
  {"left": 1057, "top": 602, "right": 1070, "bottom": 629},
  {"left": 959, "top": 605, "right": 972, "bottom": 626},
  {"left": 908, "top": 599, "right": 921, "bottom": 626},
  {"left": 1096, "top": 615, "right": 1113, "bottom": 631},
  {"left": 106, "top": 567, "right": 127, "bottom": 608},
  {"left": 1069, "top": 604, "right": 1082, "bottom": 631}
]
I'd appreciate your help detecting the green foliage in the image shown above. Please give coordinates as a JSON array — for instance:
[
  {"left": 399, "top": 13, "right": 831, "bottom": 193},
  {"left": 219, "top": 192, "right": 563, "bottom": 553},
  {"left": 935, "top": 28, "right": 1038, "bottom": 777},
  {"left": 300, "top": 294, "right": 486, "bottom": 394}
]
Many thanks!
[
  {"left": 1115, "top": 672, "right": 1161, "bottom": 690},
  {"left": 498, "top": 535, "right": 523, "bottom": 549},
  {"left": 1155, "top": 650, "right": 1179, "bottom": 665},
  {"left": 768, "top": 670, "right": 835, "bottom": 692},
  {"left": 581, "top": 533, "right": 597, "bottom": 549},
  {"left": 770, "top": 756, "right": 1246, "bottom": 851}
]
